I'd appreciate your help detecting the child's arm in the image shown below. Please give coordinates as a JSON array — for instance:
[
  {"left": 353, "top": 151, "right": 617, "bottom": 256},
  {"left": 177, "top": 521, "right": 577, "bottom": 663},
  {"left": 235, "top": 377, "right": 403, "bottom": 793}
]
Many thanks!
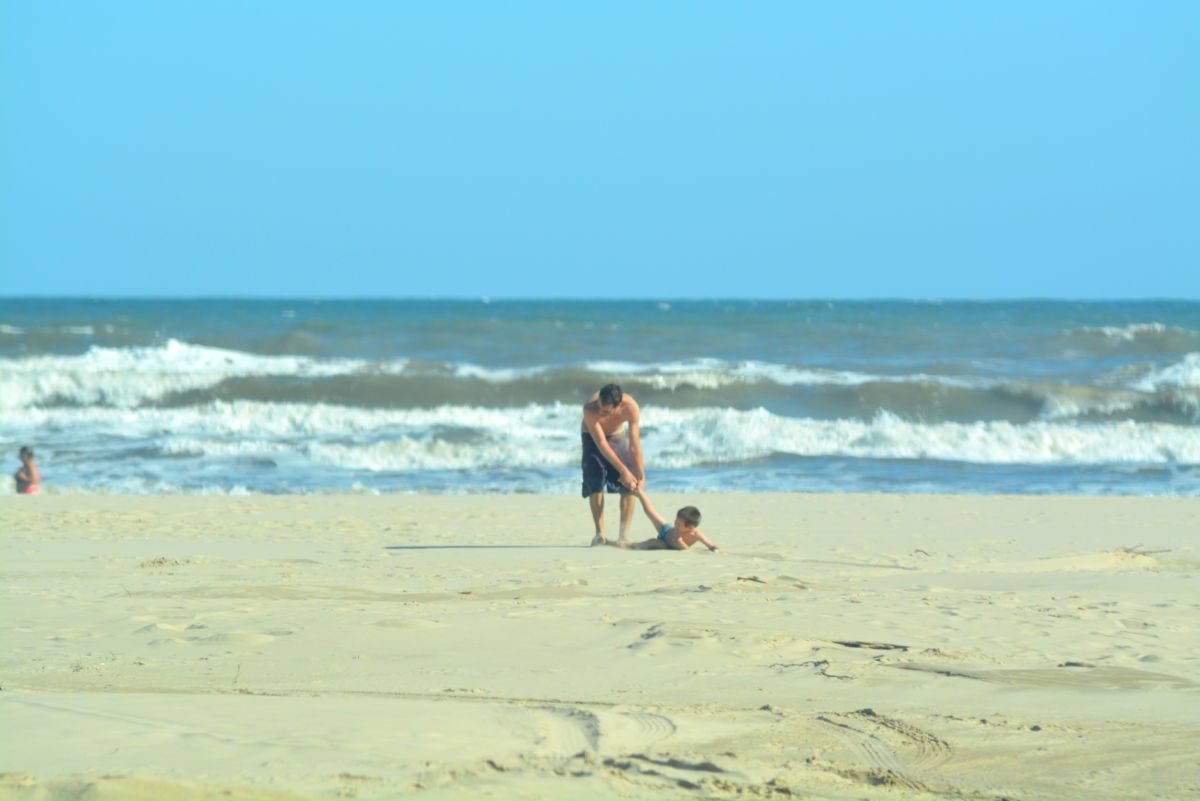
[
  {"left": 633, "top": 487, "right": 667, "bottom": 533},
  {"left": 693, "top": 528, "right": 718, "bottom": 551}
]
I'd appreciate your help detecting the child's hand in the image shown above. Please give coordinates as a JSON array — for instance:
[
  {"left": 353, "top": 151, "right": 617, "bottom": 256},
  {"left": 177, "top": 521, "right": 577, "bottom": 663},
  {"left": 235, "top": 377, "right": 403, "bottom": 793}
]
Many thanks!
[{"left": 707, "top": 545, "right": 719, "bottom": 552}]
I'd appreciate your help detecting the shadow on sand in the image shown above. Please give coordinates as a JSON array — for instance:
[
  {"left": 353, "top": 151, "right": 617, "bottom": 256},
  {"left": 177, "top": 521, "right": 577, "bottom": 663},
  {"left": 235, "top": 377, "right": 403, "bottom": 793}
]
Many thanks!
[{"left": 384, "top": 545, "right": 585, "bottom": 550}]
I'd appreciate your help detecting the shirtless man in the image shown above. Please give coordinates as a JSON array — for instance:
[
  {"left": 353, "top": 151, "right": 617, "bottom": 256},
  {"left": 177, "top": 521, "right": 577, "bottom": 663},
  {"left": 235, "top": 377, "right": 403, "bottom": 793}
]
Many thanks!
[{"left": 580, "top": 384, "right": 644, "bottom": 545}]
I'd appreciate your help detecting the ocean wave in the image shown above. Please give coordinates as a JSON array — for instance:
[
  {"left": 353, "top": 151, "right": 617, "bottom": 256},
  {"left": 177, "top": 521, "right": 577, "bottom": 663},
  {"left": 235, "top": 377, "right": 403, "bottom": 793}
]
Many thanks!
[
  {"left": 8, "top": 402, "right": 1198, "bottom": 471},
  {"left": 40, "top": 479, "right": 258, "bottom": 496},
  {"left": 5, "top": 342, "right": 1199, "bottom": 426},
  {"left": 307, "top": 437, "right": 567, "bottom": 471},
  {"left": 584, "top": 359, "right": 904, "bottom": 390},
  {"left": 1077, "top": 323, "right": 1176, "bottom": 341},
  {"left": 0, "top": 344, "right": 933, "bottom": 409},
  {"left": 0, "top": 339, "right": 371, "bottom": 409},
  {"left": 1129, "top": 353, "right": 1200, "bottom": 391},
  {"left": 2, "top": 342, "right": 966, "bottom": 404},
  {"left": 645, "top": 408, "right": 1200, "bottom": 467},
  {"left": 0, "top": 323, "right": 128, "bottom": 337},
  {"left": 1048, "top": 323, "right": 1200, "bottom": 357},
  {"left": 4, "top": 338, "right": 1195, "bottom": 429},
  {"left": 997, "top": 380, "right": 1200, "bottom": 423},
  {"left": 2, "top": 402, "right": 580, "bottom": 448}
]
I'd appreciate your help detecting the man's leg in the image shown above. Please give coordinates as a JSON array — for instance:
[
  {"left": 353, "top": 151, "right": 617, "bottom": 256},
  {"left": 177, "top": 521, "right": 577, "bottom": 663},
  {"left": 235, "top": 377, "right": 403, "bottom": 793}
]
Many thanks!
[
  {"left": 619, "top": 492, "right": 635, "bottom": 543},
  {"left": 589, "top": 492, "right": 606, "bottom": 545}
]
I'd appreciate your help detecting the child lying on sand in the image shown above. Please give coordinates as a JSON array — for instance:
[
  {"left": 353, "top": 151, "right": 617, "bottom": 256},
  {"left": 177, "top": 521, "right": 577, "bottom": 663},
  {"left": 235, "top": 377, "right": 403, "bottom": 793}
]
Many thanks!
[{"left": 605, "top": 487, "right": 718, "bottom": 551}]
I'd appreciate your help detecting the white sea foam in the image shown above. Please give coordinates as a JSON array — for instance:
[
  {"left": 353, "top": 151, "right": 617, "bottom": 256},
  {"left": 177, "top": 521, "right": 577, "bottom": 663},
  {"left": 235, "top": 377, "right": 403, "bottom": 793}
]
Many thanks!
[
  {"left": 7, "top": 402, "right": 1197, "bottom": 472},
  {"left": 1026, "top": 383, "right": 1183, "bottom": 421},
  {"left": 450, "top": 363, "right": 552, "bottom": 381},
  {"left": 1076, "top": 323, "right": 1172, "bottom": 341},
  {"left": 581, "top": 358, "right": 979, "bottom": 391},
  {"left": 4, "top": 400, "right": 576, "bottom": 440},
  {"left": 643, "top": 361, "right": 878, "bottom": 390},
  {"left": 308, "top": 437, "right": 566, "bottom": 471},
  {"left": 0, "top": 339, "right": 369, "bottom": 408},
  {"left": 643, "top": 407, "right": 1200, "bottom": 467},
  {"left": 44, "top": 479, "right": 256, "bottom": 496},
  {"left": 2, "top": 343, "right": 997, "bottom": 410},
  {"left": 1131, "top": 353, "right": 1200, "bottom": 391},
  {"left": 158, "top": 438, "right": 298, "bottom": 458}
]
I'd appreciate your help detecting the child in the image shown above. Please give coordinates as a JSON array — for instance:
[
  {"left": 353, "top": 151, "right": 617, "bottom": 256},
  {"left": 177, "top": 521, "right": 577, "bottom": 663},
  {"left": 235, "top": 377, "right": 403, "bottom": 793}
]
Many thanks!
[
  {"left": 14, "top": 446, "right": 40, "bottom": 494},
  {"left": 609, "top": 486, "right": 718, "bottom": 551}
]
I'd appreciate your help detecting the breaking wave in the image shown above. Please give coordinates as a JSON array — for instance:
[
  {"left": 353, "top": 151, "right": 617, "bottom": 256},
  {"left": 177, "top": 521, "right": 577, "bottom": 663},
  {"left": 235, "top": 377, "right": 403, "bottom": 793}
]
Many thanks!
[{"left": 7, "top": 402, "right": 1197, "bottom": 472}]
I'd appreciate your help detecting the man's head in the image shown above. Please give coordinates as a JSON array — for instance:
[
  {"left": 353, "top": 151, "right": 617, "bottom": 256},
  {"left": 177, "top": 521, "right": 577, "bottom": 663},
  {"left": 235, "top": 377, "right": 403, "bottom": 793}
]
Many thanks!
[
  {"left": 598, "top": 384, "right": 623, "bottom": 412},
  {"left": 675, "top": 506, "right": 701, "bottom": 533}
]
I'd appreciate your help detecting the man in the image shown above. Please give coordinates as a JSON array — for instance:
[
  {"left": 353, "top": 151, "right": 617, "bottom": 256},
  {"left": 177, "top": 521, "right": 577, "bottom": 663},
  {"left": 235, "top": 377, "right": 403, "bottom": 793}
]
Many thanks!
[{"left": 580, "top": 383, "right": 645, "bottom": 545}]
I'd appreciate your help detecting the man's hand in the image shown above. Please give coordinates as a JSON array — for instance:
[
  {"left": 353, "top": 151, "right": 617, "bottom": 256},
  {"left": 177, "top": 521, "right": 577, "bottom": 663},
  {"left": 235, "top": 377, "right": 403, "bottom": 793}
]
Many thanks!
[{"left": 620, "top": 471, "right": 639, "bottom": 490}]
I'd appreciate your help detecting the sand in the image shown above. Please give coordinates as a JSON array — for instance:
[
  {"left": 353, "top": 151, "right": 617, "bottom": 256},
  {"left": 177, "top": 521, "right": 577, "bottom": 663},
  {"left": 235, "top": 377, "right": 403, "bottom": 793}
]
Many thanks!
[{"left": 2, "top": 492, "right": 1198, "bottom": 800}]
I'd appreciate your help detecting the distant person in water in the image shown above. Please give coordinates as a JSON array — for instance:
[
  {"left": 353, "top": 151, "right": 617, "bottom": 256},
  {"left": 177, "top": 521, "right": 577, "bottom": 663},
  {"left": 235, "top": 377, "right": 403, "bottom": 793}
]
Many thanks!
[
  {"left": 604, "top": 486, "right": 718, "bottom": 552},
  {"left": 14, "top": 446, "right": 40, "bottom": 494},
  {"left": 581, "top": 384, "right": 644, "bottom": 545}
]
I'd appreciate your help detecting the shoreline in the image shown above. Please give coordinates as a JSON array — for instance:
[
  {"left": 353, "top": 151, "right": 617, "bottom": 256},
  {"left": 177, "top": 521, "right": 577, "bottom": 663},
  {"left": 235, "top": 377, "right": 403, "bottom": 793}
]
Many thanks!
[
  {"left": 13, "top": 485, "right": 1200, "bottom": 497},
  {"left": 3, "top": 492, "right": 1197, "bottom": 799}
]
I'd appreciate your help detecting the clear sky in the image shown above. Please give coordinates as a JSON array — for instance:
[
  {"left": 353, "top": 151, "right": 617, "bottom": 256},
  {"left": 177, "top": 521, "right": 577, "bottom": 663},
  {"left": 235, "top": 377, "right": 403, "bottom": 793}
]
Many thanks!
[{"left": 2, "top": 1, "right": 1197, "bottom": 300}]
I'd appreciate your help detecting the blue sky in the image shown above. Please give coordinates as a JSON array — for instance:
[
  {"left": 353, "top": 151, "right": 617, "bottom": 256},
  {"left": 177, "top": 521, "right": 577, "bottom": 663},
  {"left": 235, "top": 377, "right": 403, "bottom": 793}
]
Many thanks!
[{"left": 2, "top": 2, "right": 1197, "bottom": 300}]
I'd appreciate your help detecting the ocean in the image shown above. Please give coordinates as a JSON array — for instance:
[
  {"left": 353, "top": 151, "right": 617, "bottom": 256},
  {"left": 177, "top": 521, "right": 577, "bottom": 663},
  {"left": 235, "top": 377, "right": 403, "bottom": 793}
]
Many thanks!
[{"left": 1, "top": 298, "right": 1197, "bottom": 496}]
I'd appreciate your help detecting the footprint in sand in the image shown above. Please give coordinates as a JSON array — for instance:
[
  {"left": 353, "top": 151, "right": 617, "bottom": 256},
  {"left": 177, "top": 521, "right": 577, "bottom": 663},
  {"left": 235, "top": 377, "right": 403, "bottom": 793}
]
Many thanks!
[
  {"left": 374, "top": 618, "right": 442, "bottom": 629},
  {"left": 627, "top": 622, "right": 725, "bottom": 653},
  {"left": 147, "top": 637, "right": 196, "bottom": 647},
  {"left": 199, "top": 631, "right": 293, "bottom": 646},
  {"left": 138, "top": 622, "right": 209, "bottom": 645},
  {"left": 530, "top": 706, "right": 676, "bottom": 755},
  {"left": 1118, "top": 618, "right": 1156, "bottom": 630},
  {"left": 135, "top": 622, "right": 200, "bottom": 634},
  {"left": 143, "top": 627, "right": 293, "bottom": 647}
]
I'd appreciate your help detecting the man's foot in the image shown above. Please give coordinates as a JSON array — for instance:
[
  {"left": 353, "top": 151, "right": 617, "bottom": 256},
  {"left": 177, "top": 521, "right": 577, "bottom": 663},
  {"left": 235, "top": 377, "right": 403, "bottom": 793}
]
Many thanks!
[{"left": 591, "top": 533, "right": 608, "bottom": 547}]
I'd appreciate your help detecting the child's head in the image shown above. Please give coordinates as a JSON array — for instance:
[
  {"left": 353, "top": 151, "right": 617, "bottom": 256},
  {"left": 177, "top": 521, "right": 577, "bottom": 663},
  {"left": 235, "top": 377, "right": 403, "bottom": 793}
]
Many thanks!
[{"left": 675, "top": 505, "right": 701, "bottom": 532}]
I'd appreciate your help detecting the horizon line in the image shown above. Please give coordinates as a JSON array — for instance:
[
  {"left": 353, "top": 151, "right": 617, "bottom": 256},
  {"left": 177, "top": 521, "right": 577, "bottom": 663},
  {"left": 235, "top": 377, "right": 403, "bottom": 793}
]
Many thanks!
[{"left": 2, "top": 294, "right": 1196, "bottom": 304}]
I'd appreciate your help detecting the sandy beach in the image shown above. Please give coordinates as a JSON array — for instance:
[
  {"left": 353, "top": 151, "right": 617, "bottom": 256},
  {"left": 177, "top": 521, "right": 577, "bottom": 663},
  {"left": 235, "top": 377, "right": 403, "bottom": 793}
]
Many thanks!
[{"left": 2, "top": 492, "right": 1198, "bottom": 800}]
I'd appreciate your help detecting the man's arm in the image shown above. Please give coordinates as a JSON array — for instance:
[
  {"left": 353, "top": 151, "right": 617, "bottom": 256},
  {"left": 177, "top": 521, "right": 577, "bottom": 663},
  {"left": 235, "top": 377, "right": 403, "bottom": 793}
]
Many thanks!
[
  {"left": 626, "top": 398, "right": 645, "bottom": 486},
  {"left": 585, "top": 417, "right": 637, "bottom": 489}
]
